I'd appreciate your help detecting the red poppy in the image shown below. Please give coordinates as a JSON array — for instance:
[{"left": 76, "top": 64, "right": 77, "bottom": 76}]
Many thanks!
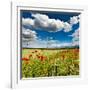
[
  {"left": 40, "top": 56, "right": 44, "bottom": 61},
  {"left": 22, "top": 57, "right": 29, "bottom": 61},
  {"left": 40, "top": 56, "right": 46, "bottom": 61}
]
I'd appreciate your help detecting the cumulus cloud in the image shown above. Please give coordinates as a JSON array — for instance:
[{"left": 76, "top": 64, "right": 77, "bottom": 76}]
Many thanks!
[
  {"left": 22, "top": 18, "right": 35, "bottom": 29},
  {"left": 70, "top": 15, "right": 80, "bottom": 25},
  {"left": 22, "top": 18, "right": 34, "bottom": 26},
  {"left": 22, "top": 28, "right": 37, "bottom": 42},
  {"left": 69, "top": 28, "right": 79, "bottom": 46},
  {"left": 63, "top": 22, "right": 72, "bottom": 32},
  {"left": 22, "top": 13, "right": 72, "bottom": 32},
  {"left": 32, "top": 13, "right": 65, "bottom": 32},
  {"left": 22, "top": 13, "right": 80, "bottom": 48}
]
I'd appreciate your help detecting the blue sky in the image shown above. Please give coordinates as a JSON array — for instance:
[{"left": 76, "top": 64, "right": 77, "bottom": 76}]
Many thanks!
[{"left": 21, "top": 10, "right": 80, "bottom": 48}]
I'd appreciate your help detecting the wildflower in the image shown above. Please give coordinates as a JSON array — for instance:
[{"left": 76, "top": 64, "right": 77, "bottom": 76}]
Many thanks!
[
  {"left": 40, "top": 56, "right": 47, "bottom": 61},
  {"left": 40, "top": 56, "right": 44, "bottom": 61},
  {"left": 22, "top": 57, "right": 29, "bottom": 61}
]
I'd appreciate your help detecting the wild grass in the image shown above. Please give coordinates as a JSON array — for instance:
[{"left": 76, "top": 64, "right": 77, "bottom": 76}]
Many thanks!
[{"left": 22, "top": 48, "right": 79, "bottom": 78}]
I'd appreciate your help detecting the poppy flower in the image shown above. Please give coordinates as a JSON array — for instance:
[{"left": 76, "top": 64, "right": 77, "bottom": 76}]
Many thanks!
[
  {"left": 40, "top": 56, "right": 44, "bottom": 61},
  {"left": 40, "top": 56, "right": 46, "bottom": 61},
  {"left": 22, "top": 57, "right": 29, "bottom": 61}
]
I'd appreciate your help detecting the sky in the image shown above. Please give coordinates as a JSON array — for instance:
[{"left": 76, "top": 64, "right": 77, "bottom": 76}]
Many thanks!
[{"left": 21, "top": 10, "right": 80, "bottom": 48}]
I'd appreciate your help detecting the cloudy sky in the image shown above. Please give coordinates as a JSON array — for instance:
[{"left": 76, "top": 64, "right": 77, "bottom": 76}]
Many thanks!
[{"left": 21, "top": 10, "right": 80, "bottom": 48}]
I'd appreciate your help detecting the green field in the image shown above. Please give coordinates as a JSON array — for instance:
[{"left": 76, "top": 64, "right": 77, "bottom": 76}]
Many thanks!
[{"left": 22, "top": 48, "right": 79, "bottom": 78}]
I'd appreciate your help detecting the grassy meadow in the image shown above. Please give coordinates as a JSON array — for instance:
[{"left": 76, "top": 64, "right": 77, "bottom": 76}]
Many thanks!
[{"left": 21, "top": 48, "right": 79, "bottom": 78}]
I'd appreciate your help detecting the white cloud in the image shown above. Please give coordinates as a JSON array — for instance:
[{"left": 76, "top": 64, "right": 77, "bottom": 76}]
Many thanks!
[
  {"left": 22, "top": 38, "right": 47, "bottom": 48},
  {"left": 22, "top": 18, "right": 35, "bottom": 29},
  {"left": 22, "top": 13, "right": 72, "bottom": 32},
  {"left": 50, "top": 42, "right": 72, "bottom": 48},
  {"left": 63, "top": 22, "right": 72, "bottom": 32},
  {"left": 69, "top": 28, "right": 79, "bottom": 46},
  {"left": 22, "top": 28, "right": 37, "bottom": 43},
  {"left": 72, "top": 41, "right": 79, "bottom": 46},
  {"left": 70, "top": 15, "right": 80, "bottom": 25},
  {"left": 32, "top": 13, "right": 65, "bottom": 32},
  {"left": 69, "top": 29, "right": 79, "bottom": 38},
  {"left": 22, "top": 13, "right": 80, "bottom": 48},
  {"left": 22, "top": 37, "right": 72, "bottom": 48}
]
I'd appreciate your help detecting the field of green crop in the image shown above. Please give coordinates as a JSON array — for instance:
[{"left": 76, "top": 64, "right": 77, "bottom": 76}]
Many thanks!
[{"left": 21, "top": 48, "right": 79, "bottom": 78}]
